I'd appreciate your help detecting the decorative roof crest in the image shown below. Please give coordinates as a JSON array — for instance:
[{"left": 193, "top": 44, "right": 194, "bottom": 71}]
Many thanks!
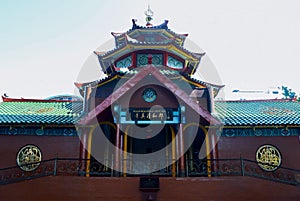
[{"left": 144, "top": 5, "right": 154, "bottom": 27}]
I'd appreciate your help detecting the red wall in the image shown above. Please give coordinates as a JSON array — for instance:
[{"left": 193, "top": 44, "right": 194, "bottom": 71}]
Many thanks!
[
  {"left": 129, "top": 84, "right": 179, "bottom": 108},
  {"left": 0, "top": 176, "right": 299, "bottom": 201},
  {"left": 217, "top": 136, "right": 300, "bottom": 169},
  {"left": 0, "top": 135, "right": 80, "bottom": 168}
]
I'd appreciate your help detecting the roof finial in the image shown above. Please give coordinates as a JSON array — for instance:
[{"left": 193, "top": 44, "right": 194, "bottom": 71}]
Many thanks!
[{"left": 144, "top": 5, "right": 154, "bottom": 27}]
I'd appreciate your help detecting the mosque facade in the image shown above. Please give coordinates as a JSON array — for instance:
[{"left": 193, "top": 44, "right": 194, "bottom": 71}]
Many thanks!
[{"left": 0, "top": 9, "right": 299, "bottom": 187}]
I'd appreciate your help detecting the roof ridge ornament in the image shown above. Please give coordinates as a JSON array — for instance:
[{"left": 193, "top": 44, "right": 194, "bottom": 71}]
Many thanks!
[{"left": 144, "top": 5, "right": 154, "bottom": 27}]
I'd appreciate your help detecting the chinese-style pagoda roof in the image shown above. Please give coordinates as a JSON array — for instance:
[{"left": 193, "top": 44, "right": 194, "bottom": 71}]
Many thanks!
[
  {"left": 94, "top": 19, "right": 205, "bottom": 77},
  {"left": 74, "top": 65, "right": 225, "bottom": 97},
  {"left": 214, "top": 99, "right": 300, "bottom": 126},
  {"left": 96, "top": 40, "right": 202, "bottom": 63},
  {"left": 111, "top": 19, "right": 189, "bottom": 48},
  {"left": 0, "top": 97, "right": 83, "bottom": 124}
]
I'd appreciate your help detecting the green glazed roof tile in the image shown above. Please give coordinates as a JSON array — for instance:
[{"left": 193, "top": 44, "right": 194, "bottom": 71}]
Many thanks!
[
  {"left": 1, "top": 99, "right": 299, "bottom": 126},
  {"left": 214, "top": 100, "right": 300, "bottom": 126},
  {"left": 0, "top": 101, "right": 83, "bottom": 124}
]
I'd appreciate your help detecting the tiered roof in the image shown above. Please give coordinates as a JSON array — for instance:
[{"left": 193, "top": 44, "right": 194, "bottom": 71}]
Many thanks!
[
  {"left": 74, "top": 13, "right": 225, "bottom": 98},
  {"left": 91, "top": 18, "right": 207, "bottom": 82}
]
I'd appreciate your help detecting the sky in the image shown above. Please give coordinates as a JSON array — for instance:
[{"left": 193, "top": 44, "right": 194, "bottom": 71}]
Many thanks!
[{"left": 0, "top": 0, "right": 300, "bottom": 101}]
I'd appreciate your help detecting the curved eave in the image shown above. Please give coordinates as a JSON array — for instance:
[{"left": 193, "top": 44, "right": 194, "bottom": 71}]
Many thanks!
[
  {"left": 183, "top": 75, "right": 225, "bottom": 89},
  {"left": 94, "top": 51, "right": 107, "bottom": 56},
  {"left": 126, "top": 28, "right": 188, "bottom": 40},
  {"left": 74, "top": 74, "right": 117, "bottom": 89},
  {"left": 182, "top": 75, "right": 225, "bottom": 97},
  {"left": 99, "top": 41, "right": 202, "bottom": 62},
  {"left": 116, "top": 19, "right": 188, "bottom": 39}
]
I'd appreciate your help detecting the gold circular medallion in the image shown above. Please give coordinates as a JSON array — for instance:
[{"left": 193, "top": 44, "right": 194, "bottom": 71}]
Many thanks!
[
  {"left": 17, "top": 145, "right": 42, "bottom": 171},
  {"left": 256, "top": 144, "right": 281, "bottom": 172}
]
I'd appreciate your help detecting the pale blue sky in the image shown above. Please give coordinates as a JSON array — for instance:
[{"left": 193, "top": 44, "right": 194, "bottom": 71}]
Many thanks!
[{"left": 1, "top": 0, "right": 300, "bottom": 100}]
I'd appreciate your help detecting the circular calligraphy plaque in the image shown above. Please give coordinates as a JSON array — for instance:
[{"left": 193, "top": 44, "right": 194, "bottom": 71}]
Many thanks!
[
  {"left": 256, "top": 144, "right": 282, "bottom": 172},
  {"left": 16, "top": 145, "right": 42, "bottom": 171}
]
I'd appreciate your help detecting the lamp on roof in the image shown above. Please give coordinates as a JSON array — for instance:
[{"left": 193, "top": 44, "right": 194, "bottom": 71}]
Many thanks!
[{"left": 145, "top": 5, "right": 154, "bottom": 27}]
